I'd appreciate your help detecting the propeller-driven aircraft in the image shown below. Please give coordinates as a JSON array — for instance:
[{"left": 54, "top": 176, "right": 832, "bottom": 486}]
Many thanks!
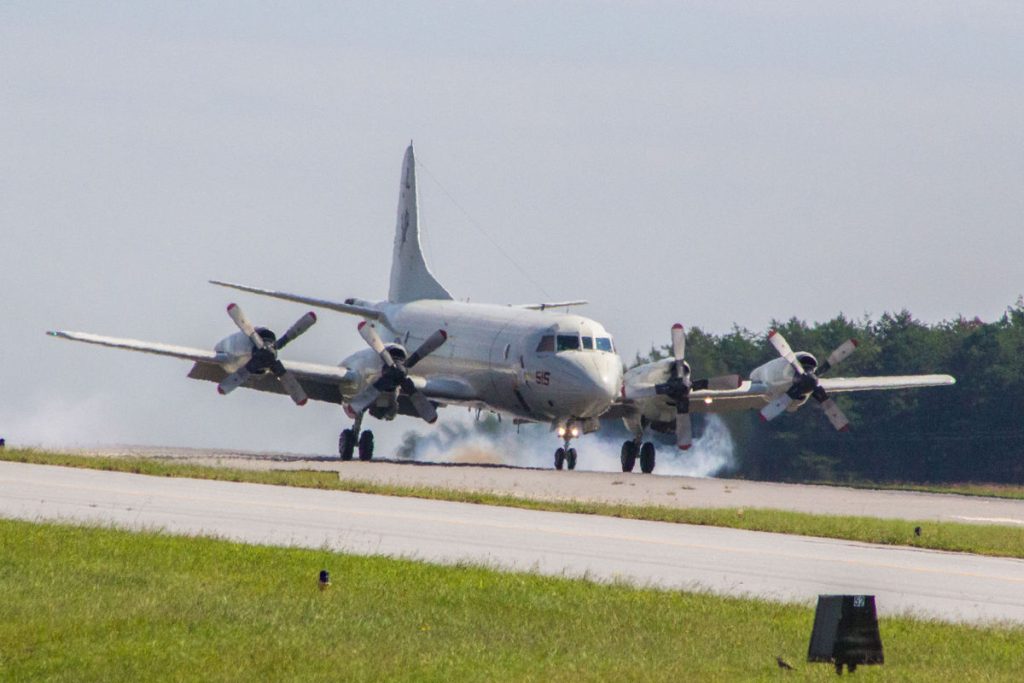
[{"left": 49, "top": 144, "right": 956, "bottom": 473}]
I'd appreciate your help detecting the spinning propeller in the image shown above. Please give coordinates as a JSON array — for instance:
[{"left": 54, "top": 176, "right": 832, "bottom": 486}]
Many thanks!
[
  {"left": 759, "top": 329, "right": 858, "bottom": 431},
  {"left": 216, "top": 303, "right": 317, "bottom": 405},
  {"left": 653, "top": 324, "right": 741, "bottom": 450},
  {"left": 348, "top": 321, "right": 448, "bottom": 423}
]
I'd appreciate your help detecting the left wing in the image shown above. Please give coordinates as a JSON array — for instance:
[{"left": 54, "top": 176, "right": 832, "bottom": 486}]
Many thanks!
[{"left": 48, "top": 330, "right": 359, "bottom": 404}]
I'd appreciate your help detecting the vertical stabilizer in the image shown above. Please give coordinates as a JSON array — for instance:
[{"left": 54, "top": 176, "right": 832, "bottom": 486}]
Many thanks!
[{"left": 388, "top": 144, "right": 453, "bottom": 303}]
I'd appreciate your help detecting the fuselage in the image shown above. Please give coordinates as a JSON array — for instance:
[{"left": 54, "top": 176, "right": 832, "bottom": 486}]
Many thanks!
[{"left": 340, "top": 299, "right": 623, "bottom": 423}]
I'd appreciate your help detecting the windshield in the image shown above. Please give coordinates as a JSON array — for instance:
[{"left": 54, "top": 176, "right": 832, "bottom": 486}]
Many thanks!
[
  {"left": 596, "top": 337, "right": 614, "bottom": 352},
  {"left": 556, "top": 334, "right": 580, "bottom": 351}
]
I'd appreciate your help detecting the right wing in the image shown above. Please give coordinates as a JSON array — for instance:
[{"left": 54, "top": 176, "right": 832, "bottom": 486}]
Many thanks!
[{"left": 48, "top": 330, "right": 359, "bottom": 405}]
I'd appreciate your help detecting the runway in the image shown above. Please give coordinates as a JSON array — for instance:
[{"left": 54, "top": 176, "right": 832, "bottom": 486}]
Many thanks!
[
  {"left": 73, "top": 446, "right": 1024, "bottom": 527},
  {"left": 3, "top": 461, "right": 1023, "bottom": 625}
]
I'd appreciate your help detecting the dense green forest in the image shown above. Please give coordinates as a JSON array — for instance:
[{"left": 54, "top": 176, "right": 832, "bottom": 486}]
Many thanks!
[{"left": 639, "top": 299, "right": 1024, "bottom": 485}]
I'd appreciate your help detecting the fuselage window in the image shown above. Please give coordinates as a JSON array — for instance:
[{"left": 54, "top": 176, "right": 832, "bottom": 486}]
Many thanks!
[
  {"left": 536, "top": 335, "right": 555, "bottom": 353},
  {"left": 581, "top": 336, "right": 594, "bottom": 350},
  {"left": 556, "top": 334, "right": 580, "bottom": 351},
  {"left": 596, "top": 337, "right": 614, "bottom": 352}
]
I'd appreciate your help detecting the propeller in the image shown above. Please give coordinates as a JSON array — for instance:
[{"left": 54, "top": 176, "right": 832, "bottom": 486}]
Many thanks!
[
  {"left": 759, "top": 329, "right": 858, "bottom": 431},
  {"left": 653, "top": 324, "right": 741, "bottom": 450},
  {"left": 216, "top": 303, "right": 317, "bottom": 405},
  {"left": 348, "top": 321, "right": 447, "bottom": 423}
]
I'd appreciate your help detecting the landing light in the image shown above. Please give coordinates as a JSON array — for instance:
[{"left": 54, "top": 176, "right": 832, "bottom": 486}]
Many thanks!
[
  {"left": 571, "top": 427, "right": 580, "bottom": 437},
  {"left": 557, "top": 426, "right": 566, "bottom": 437},
  {"left": 704, "top": 397, "right": 713, "bottom": 405}
]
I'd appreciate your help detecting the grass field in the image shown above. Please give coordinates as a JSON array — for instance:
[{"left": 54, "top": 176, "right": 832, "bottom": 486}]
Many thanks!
[
  {"left": 0, "top": 519, "right": 1021, "bottom": 681},
  {"left": 4, "top": 448, "right": 1024, "bottom": 561}
]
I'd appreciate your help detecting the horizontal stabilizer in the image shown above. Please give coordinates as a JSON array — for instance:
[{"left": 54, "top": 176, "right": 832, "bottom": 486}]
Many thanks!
[
  {"left": 518, "top": 300, "right": 589, "bottom": 311},
  {"left": 210, "top": 281, "right": 384, "bottom": 320}
]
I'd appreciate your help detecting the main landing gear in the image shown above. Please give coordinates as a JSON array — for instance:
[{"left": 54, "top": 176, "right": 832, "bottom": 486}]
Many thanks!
[
  {"left": 339, "top": 413, "right": 374, "bottom": 461},
  {"left": 621, "top": 439, "right": 656, "bottom": 474},
  {"left": 554, "top": 423, "right": 580, "bottom": 471}
]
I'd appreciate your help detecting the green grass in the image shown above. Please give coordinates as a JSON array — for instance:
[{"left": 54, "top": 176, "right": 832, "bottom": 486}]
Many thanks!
[
  {"left": 0, "top": 519, "right": 1021, "bottom": 682},
  {"left": 5, "top": 448, "right": 1024, "bottom": 561},
  {"left": 812, "top": 479, "right": 1024, "bottom": 501}
]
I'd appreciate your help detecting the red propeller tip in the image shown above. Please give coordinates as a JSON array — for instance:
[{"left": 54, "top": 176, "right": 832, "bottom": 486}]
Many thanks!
[
  {"left": 227, "top": 303, "right": 237, "bottom": 312},
  {"left": 309, "top": 312, "right": 317, "bottom": 322},
  {"left": 357, "top": 321, "right": 367, "bottom": 330},
  {"left": 672, "top": 323, "right": 683, "bottom": 330},
  {"left": 217, "top": 387, "right": 226, "bottom": 395},
  {"left": 678, "top": 444, "right": 691, "bottom": 451},
  {"left": 439, "top": 330, "right": 448, "bottom": 339},
  {"left": 297, "top": 398, "right": 308, "bottom": 406},
  {"left": 768, "top": 329, "right": 777, "bottom": 338},
  {"left": 759, "top": 413, "right": 768, "bottom": 422},
  {"left": 839, "top": 425, "right": 850, "bottom": 432},
  {"left": 851, "top": 339, "right": 859, "bottom": 347}
]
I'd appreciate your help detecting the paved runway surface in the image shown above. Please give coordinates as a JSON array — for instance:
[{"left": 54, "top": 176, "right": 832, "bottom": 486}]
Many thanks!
[
  {"left": 3, "top": 461, "right": 1023, "bottom": 625},
  {"left": 75, "top": 446, "right": 1024, "bottom": 527}
]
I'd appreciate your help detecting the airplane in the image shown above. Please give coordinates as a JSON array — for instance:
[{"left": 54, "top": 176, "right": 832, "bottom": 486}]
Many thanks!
[{"left": 48, "top": 143, "right": 956, "bottom": 474}]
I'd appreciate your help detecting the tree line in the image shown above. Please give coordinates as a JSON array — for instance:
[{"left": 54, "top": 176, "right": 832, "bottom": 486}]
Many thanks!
[{"left": 637, "top": 298, "right": 1024, "bottom": 484}]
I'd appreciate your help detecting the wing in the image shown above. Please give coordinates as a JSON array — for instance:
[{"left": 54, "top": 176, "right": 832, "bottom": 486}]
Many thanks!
[
  {"left": 209, "top": 280, "right": 384, "bottom": 321},
  {"left": 613, "top": 373, "right": 957, "bottom": 421},
  {"left": 49, "top": 330, "right": 359, "bottom": 405},
  {"left": 820, "top": 375, "right": 956, "bottom": 393}
]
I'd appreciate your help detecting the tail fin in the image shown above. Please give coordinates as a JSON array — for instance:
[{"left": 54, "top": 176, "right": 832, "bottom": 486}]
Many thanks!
[{"left": 388, "top": 143, "right": 452, "bottom": 303}]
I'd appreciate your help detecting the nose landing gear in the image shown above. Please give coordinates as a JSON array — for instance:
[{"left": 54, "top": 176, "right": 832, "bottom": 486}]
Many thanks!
[{"left": 554, "top": 423, "right": 580, "bottom": 470}]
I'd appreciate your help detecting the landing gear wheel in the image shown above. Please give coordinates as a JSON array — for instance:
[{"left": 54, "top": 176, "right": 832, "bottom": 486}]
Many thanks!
[
  {"left": 554, "top": 447, "right": 566, "bottom": 470},
  {"left": 358, "top": 430, "right": 374, "bottom": 461},
  {"left": 639, "top": 441, "right": 656, "bottom": 474},
  {"left": 566, "top": 448, "right": 577, "bottom": 470},
  {"left": 339, "top": 429, "right": 356, "bottom": 461},
  {"left": 620, "top": 441, "right": 637, "bottom": 472}
]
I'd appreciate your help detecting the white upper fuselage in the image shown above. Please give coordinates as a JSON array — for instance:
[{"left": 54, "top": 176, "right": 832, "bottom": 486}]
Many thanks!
[{"left": 340, "top": 299, "right": 622, "bottom": 423}]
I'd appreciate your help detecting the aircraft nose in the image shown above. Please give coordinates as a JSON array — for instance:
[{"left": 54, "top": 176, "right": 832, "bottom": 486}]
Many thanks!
[{"left": 559, "top": 354, "right": 621, "bottom": 416}]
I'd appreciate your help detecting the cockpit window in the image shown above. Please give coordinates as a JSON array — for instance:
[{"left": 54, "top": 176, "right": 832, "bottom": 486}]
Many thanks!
[
  {"left": 556, "top": 334, "right": 580, "bottom": 351},
  {"left": 581, "top": 336, "right": 594, "bottom": 350},
  {"left": 596, "top": 337, "right": 614, "bottom": 352},
  {"left": 536, "top": 335, "right": 555, "bottom": 353}
]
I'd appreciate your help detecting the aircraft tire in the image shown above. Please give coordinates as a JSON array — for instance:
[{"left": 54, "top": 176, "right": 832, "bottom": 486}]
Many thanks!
[
  {"left": 566, "top": 448, "right": 577, "bottom": 470},
  {"left": 358, "top": 430, "right": 374, "bottom": 461},
  {"left": 554, "top": 447, "right": 565, "bottom": 470},
  {"left": 639, "top": 442, "right": 656, "bottom": 474},
  {"left": 620, "top": 441, "right": 637, "bottom": 472},
  {"left": 339, "top": 429, "right": 356, "bottom": 461}
]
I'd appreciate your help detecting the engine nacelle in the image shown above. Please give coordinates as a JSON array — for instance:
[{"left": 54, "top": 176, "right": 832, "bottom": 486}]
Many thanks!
[
  {"left": 213, "top": 331, "right": 257, "bottom": 372},
  {"left": 749, "top": 353, "right": 818, "bottom": 392}
]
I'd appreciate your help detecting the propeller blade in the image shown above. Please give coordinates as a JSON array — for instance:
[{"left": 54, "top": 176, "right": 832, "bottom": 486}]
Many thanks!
[
  {"left": 217, "top": 367, "right": 251, "bottom": 395},
  {"left": 676, "top": 412, "right": 693, "bottom": 450},
  {"left": 348, "top": 386, "right": 381, "bottom": 414},
  {"left": 760, "top": 393, "right": 794, "bottom": 422},
  {"left": 405, "top": 330, "right": 448, "bottom": 369},
  {"left": 818, "top": 397, "right": 851, "bottom": 432},
  {"left": 403, "top": 383, "right": 438, "bottom": 424},
  {"left": 767, "top": 329, "right": 803, "bottom": 374},
  {"left": 275, "top": 312, "right": 317, "bottom": 350},
  {"left": 227, "top": 303, "right": 264, "bottom": 349},
  {"left": 670, "top": 324, "right": 686, "bottom": 362},
  {"left": 358, "top": 321, "right": 395, "bottom": 367},
  {"left": 818, "top": 339, "right": 858, "bottom": 375},
  {"left": 270, "top": 360, "right": 308, "bottom": 406}
]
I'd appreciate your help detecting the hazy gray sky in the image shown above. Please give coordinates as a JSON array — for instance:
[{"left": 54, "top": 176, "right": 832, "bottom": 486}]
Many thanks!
[{"left": 3, "top": 2, "right": 1023, "bottom": 453}]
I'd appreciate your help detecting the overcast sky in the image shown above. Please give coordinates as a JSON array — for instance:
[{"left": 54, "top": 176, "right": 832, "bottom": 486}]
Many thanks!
[{"left": 3, "top": 2, "right": 1022, "bottom": 454}]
